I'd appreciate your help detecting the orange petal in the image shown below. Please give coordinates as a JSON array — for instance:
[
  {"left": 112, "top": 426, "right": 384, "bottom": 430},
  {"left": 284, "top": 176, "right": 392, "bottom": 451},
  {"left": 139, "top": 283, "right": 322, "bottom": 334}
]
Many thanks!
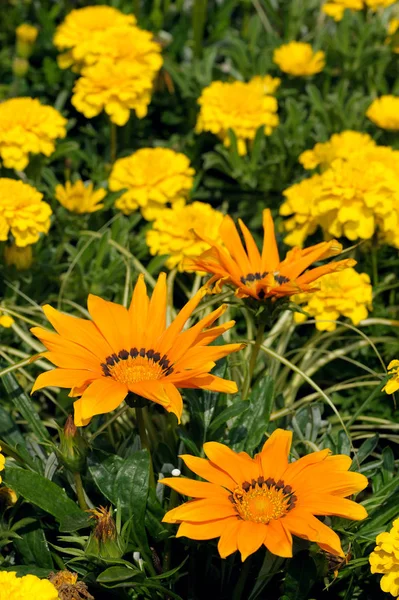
[
  {"left": 259, "top": 429, "right": 292, "bottom": 481},
  {"left": 160, "top": 477, "right": 229, "bottom": 499},
  {"left": 220, "top": 215, "right": 251, "bottom": 275},
  {"left": 78, "top": 377, "right": 127, "bottom": 422},
  {"left": 295, "top": 258, "right": 356, "bottom": 287},
  {"left": 237, "top": 520, "right": 268, "bottom": 561},
  {"left": 263, "top": 519, "right": 293, "bottom": 558},
  {"left": 261, "top": 209, "right": 280, "bottom": 272},
  {"left": 182, "top": 373, "right": 238, "bottom": 394},
  {"left": 88, "top": 294, "right": 130, "bottom": 354},
  {"left": 177, "top": 518, "right": 235, "bottom": 541},
  {"left": 31, "top": 327, "right": 102, "bottom": 371},
  {"left": 73, "top": 398, "right": 92, "bottom": 427},
  {"left": 31, "top": 368, "right": 96, "bottom": 394},
  {"left": 238, "top": 218, "right": 262, "bottom": 272},
  {"left": 284, "top": 510, "right": 344, "bottom": 557},
  {"left": 162, "top": 498, "right": 236, "bottom": 523},
  {"left": 283, "top": 449, "right": 330, "bottom": 482},
  {"left": 146, "top": 272, "right": 167, "bottom": 347},
  {"left": 217, "top": 518, "right": 241, "bottom": 558},
  {"left": 203, "top": 442, "right": 259, "bottom": 484},
  {"left": 129, "top": 274, "right": 149, "bottom": 349},
  {"left": 298, "top": 494, "right": 368, "bottom": 520},
  {"left": 129, "top": 380, "right": 183, "bottom": 422},
  {"left": 195, "top": 321, "right": 236, "bottom": 346},
  {"left": 180, "top": 455, "right": 236, "bottom": 490}
]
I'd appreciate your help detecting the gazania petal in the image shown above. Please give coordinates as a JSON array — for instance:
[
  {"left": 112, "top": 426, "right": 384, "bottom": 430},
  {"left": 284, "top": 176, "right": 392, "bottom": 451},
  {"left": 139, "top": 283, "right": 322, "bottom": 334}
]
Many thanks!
[
  {"left": 220, "top": 215, "right": 251, "bottom": 274},
  {"left": 87, "top": 294, "right": 130, "bottom": 353},
  {"left": 260, "top": 429, "right": 292, "bottom": 481},
  {"left": 238, "top": 218, "right": 262, "bottom": 271},
  {"left": 264, "top": 519, "right": 293, "bottom": 558},
  {"left": 183, "top": 374, "right": 238, "bottom": 394},
  {"left": 299, "top": 494, "right": 368, "bottom": 520},
  {"left": 284, "top": 510, "right": 344, "bottom": 557},
  {"left": 237, "top": 520, "right": 268, "bottom": 561},
  {"left": 160, "top": 477, "right": 229, "bottom": 499},
  {"left": 129, "top": 274, "right": 149, "bottom": 348},
  {"left": 163, "top": 498, "right": 236, "bottom": 523},
  {"left": 31, "top": 368, "right": 95, "bottom": 393},
  {"left": 180, "top": 455, "right": 236, "bottom": 490},
  {"left": 203, "top": 442, "right": 259, "bottom": 483},
  {"left": 261, "top": 209, "right": 280, "bottom": 272},
  {"left": 218, "top": 518, "right": 241, "bottom": 558},
  {"left": 177, "top": 518, "right": 235, "bottom": 541},
  {"left": 78, "top": 378, "right": 127, "bottom": 422}
]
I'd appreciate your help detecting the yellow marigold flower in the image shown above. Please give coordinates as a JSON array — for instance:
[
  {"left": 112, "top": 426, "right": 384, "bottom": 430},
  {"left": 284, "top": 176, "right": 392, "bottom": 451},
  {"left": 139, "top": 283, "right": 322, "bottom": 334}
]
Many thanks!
[
  {"left": 161, "top": 428, "right": 368, "bottom": 561},
  {"left": 367, "top": 95, "right": 399, "bottom": 131},
  {"left": 0, "top": 97, "right": 67, "bottom": 170},
  {"left": 0, "top": 312, "right": 14, "bottom": 328},
  {"left": 53, "top": 5, "right": 136, "bottom": 70},
  {"left": 55, "top": 180, "right": 106, "bottom": 214},
  {"left": 387, "top": 18, "right": 399, "bottom": 53},
  {"left": 250, "top": 74, "right": 281, "bottom": 95},
  {"left": 48, "top": 570, "right": 93, "bottom": 600},
  {"left": 323, "top": 0, "right": 395, "bottom": 20},
  {"left": 196, "top": 80, "right": 279, "bottom": 156},
  {"left": 4, "top": 243, "right": 33, "bottom": 270},
  {"left": 382, "top": 361, "right": 399, "bottom": 394},
  {"left": 0, "top": 178, "right": 52, "bottom": 246},
  {"left": 146, "top": 201, "right": 224, "bottom": 271},
  {"left": 185, "top": 208, "right": 355, "bottom": 301},
  {"left": 16, "top": 23, "right": 39, "bottom": 44},
  {"left": 0, "top": 178, "right": 52, "bottom": 247},
  {"left": 109, "top": 148, "right": 195, "bottom": 220},
  {"left": 0, "top": 445, "right": 5, "bottom": 484},
  {"left": 366, "top": 0, "right": 397, "bottom": 8},
  {"left": 71, "top": 58, "right": 156, "bottom": 125},
  {"left": 0, "top": 571, "right": 58, "bottom": 600},
  {"left": 299, "top": 130, "right": 376, "bottom": 170},
  {"left": 293, "top": 268, "right": 372, "bottom": 331},
  {"left": 280, "top": 175, "right": 321, "bottom": 246},
  {"left": 31, "top": 273, "right": 243, "bottom": 426},
  {"left": 370, "top": 518, "right": 399, "bottom": 596},
  {"left": 273, "top": 42, "right": 325, "bottom": 76}
]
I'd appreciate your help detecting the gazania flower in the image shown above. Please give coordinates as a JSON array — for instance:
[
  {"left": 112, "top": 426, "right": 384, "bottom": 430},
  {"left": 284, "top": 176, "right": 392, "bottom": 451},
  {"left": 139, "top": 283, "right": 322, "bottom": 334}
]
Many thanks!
[
  {"left": 299, "top": 130, "right": 376, "bottom": 171},
  {"left": 53, "top": 5, "right": 136, "bottom": 70},
  {"left": 294, "top": 268, "right": 373, "bottom": 331},
  {"left": 146, "top": 201, "right": 224, "bottom": 270},
  {"left": 250, "top": 74, "right": 281, "bottom": 95},
  {"left": 196, "top": 80, "right": 279, "bottom": 156},
  {"left": 369, "top": 518, "right": 399, "bottom": 597},
  {"left": 273, "top": 42, "right": 325, "bottom": 76},
  {"left": 184, "top": 209, "right": 355, "bottom": 301},
  {"left": 0, "top": 179, "right": 52, "bottom": 247},
  {"left": 0, "top": 572, "right": 58, "bottom": 600},
  {"left": 31, "top": 273, "right": 243, "bottom": 426},
  {"left": 382, "top": 360, "right": 399, "bottom": 395},
  {"left": 0, "top": 445, "right": 5, "bottom": 484},
  {"left": 161, "top": 429, "right": 368, "bottom": 560},
  {"left": 4, "top": 243, "right": 33, "bottom": 270},
  {"left": 109, "top": 148, "right": 195, "bottom": 220},
  {"left": 367, "top": 96, "right": 399, "bottom": 131},
  {"left": 48, "top": 571, "right": 93, "bottom": 600},
  {"left": 0, "top": 97, "right": 67, "bottom": 170},
  {"left": 55, "top": 180, "right": 106, "bottom": 214}
]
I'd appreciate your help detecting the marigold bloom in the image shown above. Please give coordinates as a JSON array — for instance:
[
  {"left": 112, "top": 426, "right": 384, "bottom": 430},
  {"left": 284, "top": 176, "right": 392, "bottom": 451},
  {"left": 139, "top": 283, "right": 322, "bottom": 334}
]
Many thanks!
[
  {"left": 273, "top": 42, "right": 325, "bottom": 76},
  {"left": 382, "top": 360, "right": 399, "bottom": 394},
  {"left": 161, "top": 429, "right": 368, "bottom": 560},
  {"left": 4, "top": 243, "right": 33, "bottom": 270},
  {"left": 185, "top": 209, "right": 355, "bottom": 301},
  {"left": 387, "top": 18, "right": 399, "bottom": 53},
  {"left": 367, "top": 96, "right": 399, "bottom": 131},
  {"left": 280, "top": 175, "right": 321, "bottom": 247},
  {"left": 370, "top": 518, "right": 399, "bottom": 596},
  {"left": 0, "top": 98, "right": 67, "bottom": 170},
  {"left": 299, "top": 130, "right": 376, "bottom": 171},
  {"left": 0, "top": 313, "right": 14, "bottom": 328},
  {"left": 31, "top": 273, "right": 243, "bottom": 426},
  {"left": 250, "top": 74, "right": 281, "bottom": 95},
  {"left": 55, "top": 180, "right": 106, "bottom": 214},
  {"left": 53, "top": 5, "right": 136, "bottom": 70},
  {"left": 0, "top": 179, "right": 52, "bottom": 247},
  {"left": 196, "top": 80, "right": 279, "bottom": 155},
  {"left": 294, "top": 268, "right": 372, "bottom": 331},
  {"left": 323, "top": 0, "right": 396, "bottom": 20},
  {"left": 0, "top": 572, "right": 58, "bottom": 600},
  {"left": 16, "top": 23, "right": 39, "bottom": 44},
  {"left": 0, "top": 445, "right": 5, "bottom": 484},
  {"left": 109, "top": 148, "right": 195, "bottom": 220},
  {"left": 146, "top": 201, "right": 224, "bottom": 271}
]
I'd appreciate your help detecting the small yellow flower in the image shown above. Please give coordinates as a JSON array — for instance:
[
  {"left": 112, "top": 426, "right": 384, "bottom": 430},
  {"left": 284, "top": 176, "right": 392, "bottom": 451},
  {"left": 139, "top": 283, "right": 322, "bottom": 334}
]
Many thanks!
[
  {"left": 280, "top": 175, "right": 321, "bottom": 247},
  {"left": 146, "top": 201, "right": 224, "bottom": 271},
  {"left": 370, "top": 518, "right": 399, "bottom": 595},
  {"left": 367, "top": 96, "right": 399, "bottom": 131},
  {"left": 4, "top": 243, "right": 33, "bottom": 270},
  {"left": 250, "top": 74, "right": 281, "bottom": 95},
  {"left": 382, "top": 361, "right": 399, "bottom": 394},
  {"left": 55, "top": 180, "right": 106, "bottom": 214},
  {"left": 323, "top": 0, "right": 396, "bottom": 20},
  {"left": 0, "top": 445, "right": 5, "bottom": 484},
  {"left": 0, "top": 178, "right": 52, "bottom": 247},
  {"left": 16, "top": 23, "right": 39, "bottom": 44},
  {"left": 0, "top": 97, "right": 67, "bottom": 170},
  {"left": 196, "top": 80, "right": 279, "bottom": 155},
  {"left": 293, "top": 268, "right": 372, "bottom": 331},
  {"left": 299, "top": 130, "right": 376, "bottom": 171},
  {"left": 0, "top": 572, "right": 58, "bottom": 600},
  {"left": 109, "top": 148, "right": 195, "bottom": 220},
  {"left": 387, "top": 18, "right": 399, "bottom": 53},
  {"left": 273, "top": 42, "right": 325, "bottom": 76},
  {"left": 0, "top": 313, "right": 14, "bottom": 328}
]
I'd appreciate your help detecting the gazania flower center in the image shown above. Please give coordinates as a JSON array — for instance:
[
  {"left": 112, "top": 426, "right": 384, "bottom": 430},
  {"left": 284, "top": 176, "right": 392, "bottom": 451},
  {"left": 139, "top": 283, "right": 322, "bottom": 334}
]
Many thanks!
[
  {"left": 101, "top": 348, "right": 174, "bottom": 384},
  {"left": 229, "top": 477, "right": 297, "bottom": 524}
]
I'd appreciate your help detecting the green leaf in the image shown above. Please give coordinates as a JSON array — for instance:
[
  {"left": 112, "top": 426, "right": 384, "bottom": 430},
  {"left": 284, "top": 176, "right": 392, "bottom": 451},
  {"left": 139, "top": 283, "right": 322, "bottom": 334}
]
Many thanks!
[
  {"left": 1, "top": 566, "right": 53, "bottom": 577},
  {"left": 4, "top": 466, "right": 90, "bottom": 532},
  {"left": 352, "top": 435, "right": 379, "bottom": 468},
  {"left": 1, "top": 372, "right": 50, "bottom": 443},
  {"left": 208, "top": 402, "right": 249, "bottom": 438},
  {"left": 0, "top": 405, "right": 25, "bottom": 447},
  {"left": 88, "top": 451, "right": 123, "bottom": 502},
  {"left": 13, "top": 522, "right": 53, "bottom": 569},
  {"left": 97, "top": 565, "right": 143, "bottom": 583}
]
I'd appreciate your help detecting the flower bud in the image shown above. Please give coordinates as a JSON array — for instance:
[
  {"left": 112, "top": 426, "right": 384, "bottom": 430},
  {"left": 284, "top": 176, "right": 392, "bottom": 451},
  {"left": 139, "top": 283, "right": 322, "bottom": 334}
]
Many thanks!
[
  {"left": 4, "top": 243, "right": 33, "bottom": 270},
  {"left": 16, "top": 24, "right": 38, "bottom": 58},
  {"left": 12, "top": 57, "right": 29, "bottom": 78},
  {"left": 0, "top": 486, "right": 17, "bottom": 508},
  {"left": 56, "top": 415, "right": 88, "bottom": 473},
  {"left": 85, "top": 506, "right": 126, "bottom": 559}
]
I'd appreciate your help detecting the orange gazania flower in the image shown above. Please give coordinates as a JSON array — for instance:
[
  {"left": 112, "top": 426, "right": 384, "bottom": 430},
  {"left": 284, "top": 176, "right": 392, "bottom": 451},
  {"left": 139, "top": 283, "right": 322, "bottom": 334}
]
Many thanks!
[
  {"left": 185, "top": 209, "right": 356, "bottom": 301},
  {"left": 161, "top": 429, "right": 368, "bottom": 561},
  {"left": 31, "top": 273, "right": 242, "bottom": 426}
]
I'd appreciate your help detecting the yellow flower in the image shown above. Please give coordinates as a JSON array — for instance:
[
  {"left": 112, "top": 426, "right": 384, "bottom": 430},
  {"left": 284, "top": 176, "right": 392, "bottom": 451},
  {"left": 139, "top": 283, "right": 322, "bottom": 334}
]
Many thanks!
[
  {"left": 53, "top": 5, "right": 136, "bottom": 70},
  {"left": 109, "top": 148, "right": 195, "bottom": 220},
  {"left": 71, "top": 57, "right": 156, "bottom": 125},
  {"left": 146, "top": 201, "right": 224, "bottom": 271},
  {"left": 31, "top": 273, "right": 243, "bottom": 426},
  {"left": 55, "top": 180, "right": 106, "bottom": 214},
  {"left": 280, "top": 175, "right": 322, "bottom": 247},
  {"left": 4, "top": 243, "right": 33, "bottom": 270},
  {"left": 0, "top": 312, "right": 14, "bottom": 328},
  {"left": 299, "top": 130, "right": 376, "bottom": 171},
  {"left": 387, "top": 18, "right": 399, "bottom": 53},
  {"left": 0, "top": 572, "right": 58, "bottom": 600},
  {"left": 250, "top": 74, "right": 281, "bottom": 95},
  {"left": 0, "top": 178, "right": 52, "bottom": 247},
  {"left": 323, "top": 0, "right": 396, "bottom": 20},
  {"left": 273, "top": 42, "right": 325, "bottom": 76},
  {"left": 16, "top": 23, "right": 39, "bottom": 44},
  {"left": 367, "top": 96, "right": 399, "bottom": 131},
  {"left": 370, "top": 518, "right": 399, "bottom": 596},
  {"left": 196, "top": 80, "right": 279, "bottom": 155},
  {"left": 0, "top": 445, "right": 5, "bottom": 484},
  {"left": 366, "top": 0, "right": 397, "bottom": 8},
  {"left": 0, "top": 97, "right": 67, "bottom": 170},
  {"left": 293, "top": 268, "right": 372, "bottom": 331},
  {"left": 382, "top": 361, "right": 399, "bottom": 394},
  {"left": 161, "top": 429, "right": 368, "bottom": 561}
]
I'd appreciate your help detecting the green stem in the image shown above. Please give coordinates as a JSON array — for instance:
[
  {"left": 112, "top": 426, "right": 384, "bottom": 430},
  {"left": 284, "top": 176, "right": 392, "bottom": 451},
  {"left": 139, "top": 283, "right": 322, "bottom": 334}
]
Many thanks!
[
  {"left": 193, "top": 0, "right": 208, "bottom": 59},
  {"left": 371, "top": 246, "right": 379, "bottom": 286},
  {"left": 73, "top": 472, "right": 88, "bottom": 511},
  {"left": 346, "top": 375, "right": 388, "bottom": 432},
  {"left": 136, "top": 406, "right": 155, "bottom": 488},
  {"left": 110, "top": 121, "right": 117, "bottom": 163},
  {"left": 242, "top": 321, "right": 266, "bottom": 399},
  {"left": 232, "top": 556, "right": 252, "bottom": 600}
]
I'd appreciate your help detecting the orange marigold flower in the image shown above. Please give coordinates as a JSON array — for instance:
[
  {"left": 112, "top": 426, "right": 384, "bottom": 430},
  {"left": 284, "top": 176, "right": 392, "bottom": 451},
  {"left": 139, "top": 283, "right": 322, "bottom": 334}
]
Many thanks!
[
  {"left": 161, "top": 429, "right": 368, "bottom": 561},
  {"left": 184, "top": 209, "right": 355, "bottom": 301},
  {"left": 31, "top": 273, "right": 243, "bottom": 426}
]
